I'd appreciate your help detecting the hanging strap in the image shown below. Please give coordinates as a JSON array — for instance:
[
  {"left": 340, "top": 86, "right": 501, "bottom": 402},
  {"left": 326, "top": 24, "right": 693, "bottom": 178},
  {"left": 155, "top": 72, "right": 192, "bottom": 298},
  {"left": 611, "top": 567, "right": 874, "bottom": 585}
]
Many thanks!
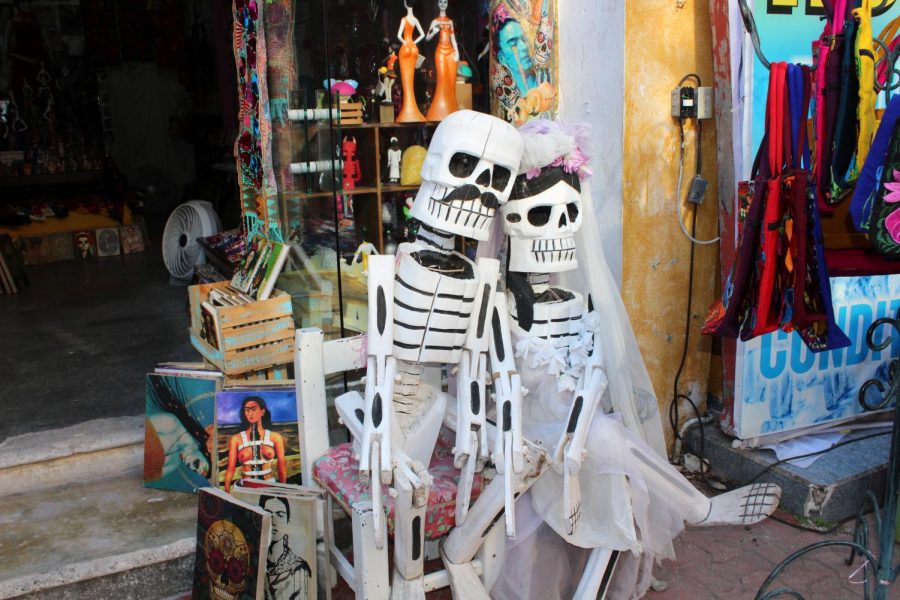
[
  {"left": 813, "top": 29, "right": 833, "bottom": 209},
  {"left": 875, "top": 14, "right": 900, "bottom": 86},
  {"left": 801, "top": 66, "right": 813, "bottom": 171},
  {"left": 855, "top": 0, "right": 877, "bottom": 168},
  {"left": 788, "top": 64, "right": 802, "bottom": 169},
  {"left": 769, "top": 62, "right": 787, "bottom": 178}
]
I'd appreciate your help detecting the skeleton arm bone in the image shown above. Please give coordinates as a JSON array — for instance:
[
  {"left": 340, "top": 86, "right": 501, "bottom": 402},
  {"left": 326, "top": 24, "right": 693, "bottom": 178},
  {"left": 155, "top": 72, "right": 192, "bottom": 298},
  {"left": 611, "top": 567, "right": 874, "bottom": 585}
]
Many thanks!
[
  {"left": 359, "top": 255, "right": 397, "bottom": 547},
  {"left": 488, "top": 292, "right": 525, "bottom": 538},
  {"left": 425, "top": 19, "right": 440, "bottom": 41},
  {"left": 453, "top": 258, "right": 499, "bottom": 525},
  {"left": 551, "top": 327, "right": 609, "bottom": 536}
]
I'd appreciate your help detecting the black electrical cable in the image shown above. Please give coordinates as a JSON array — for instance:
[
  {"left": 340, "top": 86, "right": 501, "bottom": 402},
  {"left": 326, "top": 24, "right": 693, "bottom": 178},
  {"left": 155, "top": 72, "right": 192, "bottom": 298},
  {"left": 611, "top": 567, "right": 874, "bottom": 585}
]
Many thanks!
[
  {"left": 678, "top": 73, "right": 702, "bottom": 87},
  {"left": 669, "top": 113, "right": 710, "bottom": 477}
]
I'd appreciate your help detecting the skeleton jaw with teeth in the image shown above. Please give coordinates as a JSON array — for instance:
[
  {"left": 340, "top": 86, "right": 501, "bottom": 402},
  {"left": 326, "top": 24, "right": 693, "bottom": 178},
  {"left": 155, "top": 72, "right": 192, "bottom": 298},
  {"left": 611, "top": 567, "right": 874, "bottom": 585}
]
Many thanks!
[
  {"left": 411, "top": 110, "right": 523, "bottom": 241},
  {"left": 502, "top": 166, "right": 583, "bottom": 273}
]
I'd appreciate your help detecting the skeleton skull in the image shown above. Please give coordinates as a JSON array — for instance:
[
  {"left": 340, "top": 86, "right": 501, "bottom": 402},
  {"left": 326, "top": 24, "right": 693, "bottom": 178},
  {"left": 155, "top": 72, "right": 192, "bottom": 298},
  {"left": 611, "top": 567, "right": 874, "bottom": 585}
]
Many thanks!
[
  {"left": 411, "top": 110, "right": 523, "bottom": 241},
  {"left": 204, "top": 519, "right": 250, "bottom": 600},
  {"left": 502, "top": 166, "right": 583, "bottom": 272}
]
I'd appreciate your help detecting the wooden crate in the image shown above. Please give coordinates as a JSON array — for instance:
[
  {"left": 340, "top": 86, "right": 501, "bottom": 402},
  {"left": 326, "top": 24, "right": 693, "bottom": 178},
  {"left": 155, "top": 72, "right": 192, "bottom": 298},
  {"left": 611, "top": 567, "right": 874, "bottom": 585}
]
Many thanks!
[
  {"left": 188, "top": 280, "right": 295, "bottom": 375},
  {"left": 339, "top": 101, "right": 364, "bottom": 125},
  {"left": 224, "top": 365, "right": 292, "bottom": 386}
]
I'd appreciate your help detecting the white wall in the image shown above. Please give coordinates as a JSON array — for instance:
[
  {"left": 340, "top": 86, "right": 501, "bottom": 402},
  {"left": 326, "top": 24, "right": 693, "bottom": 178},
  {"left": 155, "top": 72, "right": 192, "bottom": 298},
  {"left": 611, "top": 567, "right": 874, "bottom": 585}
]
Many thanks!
[{"left": 558, "top": 0, "right": 625, "bottom": 284}]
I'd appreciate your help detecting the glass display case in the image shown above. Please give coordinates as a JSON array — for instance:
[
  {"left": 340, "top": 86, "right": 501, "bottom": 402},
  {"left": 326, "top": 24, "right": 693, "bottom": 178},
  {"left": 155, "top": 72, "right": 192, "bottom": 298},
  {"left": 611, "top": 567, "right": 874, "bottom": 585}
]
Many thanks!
[{"left": 274, "top": 0, "right": 491, "bottom": 340}]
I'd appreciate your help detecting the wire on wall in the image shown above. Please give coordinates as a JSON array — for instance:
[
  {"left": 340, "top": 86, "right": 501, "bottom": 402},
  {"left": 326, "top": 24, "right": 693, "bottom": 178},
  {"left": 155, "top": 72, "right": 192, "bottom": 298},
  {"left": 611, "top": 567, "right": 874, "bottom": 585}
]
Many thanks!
[{"left": 668, "top": 72, "right": 716, "bottom": 477}]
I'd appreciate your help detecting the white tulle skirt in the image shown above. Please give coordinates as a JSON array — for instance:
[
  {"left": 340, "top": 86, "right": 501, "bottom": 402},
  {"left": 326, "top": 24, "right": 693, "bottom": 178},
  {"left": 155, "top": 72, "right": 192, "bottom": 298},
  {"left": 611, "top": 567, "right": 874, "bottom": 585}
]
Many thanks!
[{"left": 490, "top": 331, "right": 688, "bottom": 600}]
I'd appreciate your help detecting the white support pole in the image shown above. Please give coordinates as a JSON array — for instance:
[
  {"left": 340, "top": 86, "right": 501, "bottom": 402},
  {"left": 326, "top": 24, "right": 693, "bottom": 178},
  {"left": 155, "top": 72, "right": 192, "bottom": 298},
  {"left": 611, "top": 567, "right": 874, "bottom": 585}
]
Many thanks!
[
  {"left": 296, "top": 328, "right": 328, "bottom": 489},
  {"left": 440, "top": 546, "right": 491, "bottom": 600},
  {"left": 351, "top": 501, "right": 390, "bottom": 600},
  {"left": 443, "top": 444, "right": 548, "bottom": 564},
  {"left": 422, "top": 558, "right": 482, "bottom": 592},
  {"left": 325, "top": 494, "right": 338, "bottom": 590},
  {"left": 572, "top": 548, "right": 618, "bottom": 600},
  {"left": 476, "top": 515, "right": 507, "bottom": 590}
]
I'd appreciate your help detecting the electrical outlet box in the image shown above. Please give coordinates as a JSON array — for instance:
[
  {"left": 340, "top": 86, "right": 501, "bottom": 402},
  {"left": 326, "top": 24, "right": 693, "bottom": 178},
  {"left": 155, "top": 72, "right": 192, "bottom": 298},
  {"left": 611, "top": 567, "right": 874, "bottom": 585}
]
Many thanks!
[
  {"left": 687, "top": 175, "right": 708, "bottom": 204},
  {"left": 671, "top": 86, "right": 697, "bottom": 119},
  {"left": 697, "top": 87, "right": 714, "bottom": 120}
]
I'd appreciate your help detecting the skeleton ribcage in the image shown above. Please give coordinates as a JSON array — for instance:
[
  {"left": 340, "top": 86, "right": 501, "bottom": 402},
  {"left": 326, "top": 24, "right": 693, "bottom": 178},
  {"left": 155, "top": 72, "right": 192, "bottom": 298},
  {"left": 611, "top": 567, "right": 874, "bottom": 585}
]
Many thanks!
[
  {"left": 510, "top": 289, "right": 584, "bottom": 349},
  {"left": 393, "top": 247, "right": 480, "bottom": 364}
]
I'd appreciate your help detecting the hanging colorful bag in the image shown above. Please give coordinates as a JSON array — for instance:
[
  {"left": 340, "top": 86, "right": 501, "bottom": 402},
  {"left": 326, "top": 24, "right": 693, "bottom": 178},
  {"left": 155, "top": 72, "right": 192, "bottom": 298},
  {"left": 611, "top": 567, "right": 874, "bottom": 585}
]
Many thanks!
[
  {"left": 702, "top": 66, "right": 778, "bottom": 338},
  {"left": 866, "top": 120, "right": 900, "bottom": 258},
  {"left": 746, "top": 62, "right": 790, "bottom": 339},
  {"left": 829, "top": 3, "right": 860, "bottom": 195},
  {"left": 849, "top": 95, "right": 900, "bottom": 231}
]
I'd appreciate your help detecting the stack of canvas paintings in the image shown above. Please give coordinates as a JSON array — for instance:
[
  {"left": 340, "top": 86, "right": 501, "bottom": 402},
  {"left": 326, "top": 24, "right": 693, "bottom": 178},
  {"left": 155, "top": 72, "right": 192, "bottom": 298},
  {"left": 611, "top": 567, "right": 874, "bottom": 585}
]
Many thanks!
[
  {"left": 143, "top": 368, "right": 221, "bottom": 493},
  {"left": 191, "top": 484, "right": 324, "bottom": 600},
  {"left": 214, "top": 387, "right": 301, "bottom": 493}
]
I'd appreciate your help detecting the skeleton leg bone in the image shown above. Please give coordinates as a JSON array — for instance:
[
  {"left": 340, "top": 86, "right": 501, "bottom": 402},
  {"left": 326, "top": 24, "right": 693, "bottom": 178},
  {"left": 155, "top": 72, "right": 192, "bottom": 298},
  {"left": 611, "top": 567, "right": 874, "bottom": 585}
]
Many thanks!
[
  {"left": 391, "top": 460, "right": 431, "bottom": 600},
  {"left": 351, "top": 501, "right": 390, "bottom": 600},
  {"left": 625, "top": 430, "right": 781, "bottom": 526}
]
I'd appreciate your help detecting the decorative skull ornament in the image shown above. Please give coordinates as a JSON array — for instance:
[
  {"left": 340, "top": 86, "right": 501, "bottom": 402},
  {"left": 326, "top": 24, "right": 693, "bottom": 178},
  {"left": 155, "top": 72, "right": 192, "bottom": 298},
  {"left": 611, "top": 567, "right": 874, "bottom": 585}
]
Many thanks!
[
  {"left": 411, "top": 110, "right": 523, "bottom": 240},
  {"left": 204, "top": 519, "right": 250, "bottom": 600},
  {"left": 502, "top": 166, "right": 583, "bottom": 272}
]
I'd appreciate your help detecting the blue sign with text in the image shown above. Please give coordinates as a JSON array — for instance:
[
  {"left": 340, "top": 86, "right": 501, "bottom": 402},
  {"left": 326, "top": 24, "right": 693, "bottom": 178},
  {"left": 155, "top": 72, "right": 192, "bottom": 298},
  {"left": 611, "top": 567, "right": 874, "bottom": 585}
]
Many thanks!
[{"left": 734, "top": 275, "right": 900, "bottom": 438}]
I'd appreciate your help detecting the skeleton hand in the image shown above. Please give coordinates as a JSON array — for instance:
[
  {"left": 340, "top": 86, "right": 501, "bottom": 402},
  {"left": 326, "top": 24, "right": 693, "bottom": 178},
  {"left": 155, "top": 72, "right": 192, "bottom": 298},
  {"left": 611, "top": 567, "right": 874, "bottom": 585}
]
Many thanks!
[{"left": 393, "top": 451, "right": 433, "bottom": 499}]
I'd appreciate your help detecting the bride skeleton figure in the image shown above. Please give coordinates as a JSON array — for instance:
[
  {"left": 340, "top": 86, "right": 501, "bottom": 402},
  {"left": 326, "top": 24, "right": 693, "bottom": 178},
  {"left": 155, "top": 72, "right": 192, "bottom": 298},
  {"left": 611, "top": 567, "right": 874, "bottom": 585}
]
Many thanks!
[{"left": 480, "top": 120, "right": 781, "bottom": 599}]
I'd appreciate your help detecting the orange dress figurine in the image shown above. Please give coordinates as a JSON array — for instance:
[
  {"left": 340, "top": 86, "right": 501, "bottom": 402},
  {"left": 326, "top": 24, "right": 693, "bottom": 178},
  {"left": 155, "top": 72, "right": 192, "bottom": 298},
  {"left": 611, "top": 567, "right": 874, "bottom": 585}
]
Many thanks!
[
  {"left": 396, "top": 1, "right": 427, "bottom": 122},
  {"left": 425, "top": 0, "right": 459, "bottom": 121}
]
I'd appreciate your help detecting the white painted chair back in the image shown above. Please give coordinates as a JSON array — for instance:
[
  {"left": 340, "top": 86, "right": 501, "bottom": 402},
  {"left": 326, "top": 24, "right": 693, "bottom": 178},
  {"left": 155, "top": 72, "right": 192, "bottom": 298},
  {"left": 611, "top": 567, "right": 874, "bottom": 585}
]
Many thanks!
[{"left": 295, "top": 327, "right": 366, "bottom": 487}]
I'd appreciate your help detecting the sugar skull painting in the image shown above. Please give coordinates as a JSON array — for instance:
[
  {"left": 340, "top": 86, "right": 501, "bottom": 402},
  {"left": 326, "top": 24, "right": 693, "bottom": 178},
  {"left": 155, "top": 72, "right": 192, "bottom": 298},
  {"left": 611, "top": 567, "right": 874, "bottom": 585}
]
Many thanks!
[
  {"left": 193, "top": 488, "right": 269, "bottom": 600},
  {"left": 73, "top": 230, "right": 96, "bottom": 259}
]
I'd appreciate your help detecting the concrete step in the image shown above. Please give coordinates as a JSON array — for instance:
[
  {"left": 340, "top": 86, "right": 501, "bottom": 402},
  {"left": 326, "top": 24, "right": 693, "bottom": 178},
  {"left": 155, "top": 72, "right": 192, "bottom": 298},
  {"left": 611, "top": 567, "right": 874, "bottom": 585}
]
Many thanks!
[
  {"left": 0, "top": 416, "right": 145, "bottom": 498},
  {"left": 0, "top": 417, "right": 198, "bottom": 600},
  {"left": 685, "top": 420, "right": 892, "bottom": 526}
]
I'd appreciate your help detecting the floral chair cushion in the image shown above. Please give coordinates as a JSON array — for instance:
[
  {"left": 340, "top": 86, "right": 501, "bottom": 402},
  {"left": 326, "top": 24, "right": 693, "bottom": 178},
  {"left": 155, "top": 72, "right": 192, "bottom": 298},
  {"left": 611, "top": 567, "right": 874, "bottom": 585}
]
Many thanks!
[{"left": 313, "top": 430, "right": 484, "bottom": 540}]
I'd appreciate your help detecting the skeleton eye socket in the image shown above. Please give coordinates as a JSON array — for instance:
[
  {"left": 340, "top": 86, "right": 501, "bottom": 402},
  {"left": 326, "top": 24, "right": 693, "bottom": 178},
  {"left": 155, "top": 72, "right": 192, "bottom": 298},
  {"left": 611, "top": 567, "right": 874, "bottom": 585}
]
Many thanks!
[
  {"left": 449, "top": 152, "right": 479, "bottom": 178},
  {"left": 506, "top": 212, "right": 521, "bottom": 223},
  {"left": 527, "top": 205, "right": 551, "bottom": 226},
  {"left": 567, "top": 203, "right": 579, "bottom": 222},
  {"left": 492, "top": 166, "right": 511, "bottom": 191}
]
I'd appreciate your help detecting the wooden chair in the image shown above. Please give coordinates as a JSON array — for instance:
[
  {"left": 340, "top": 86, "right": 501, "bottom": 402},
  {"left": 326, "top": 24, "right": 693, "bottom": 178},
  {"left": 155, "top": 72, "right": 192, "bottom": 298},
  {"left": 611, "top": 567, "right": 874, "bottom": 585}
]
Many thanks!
[{"left": 294, "top": 327, "right": 508, "bottom": 599}]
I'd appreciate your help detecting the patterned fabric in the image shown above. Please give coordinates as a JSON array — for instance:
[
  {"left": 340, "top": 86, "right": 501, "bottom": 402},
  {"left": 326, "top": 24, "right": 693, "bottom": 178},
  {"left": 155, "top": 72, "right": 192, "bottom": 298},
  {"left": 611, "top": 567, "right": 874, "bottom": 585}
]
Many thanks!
[
  {"left": 313, "top": 431, "right": 484, "bottom": 540},
  {"left": 232, "top": 0, "right": 281, "bottom": 239}
]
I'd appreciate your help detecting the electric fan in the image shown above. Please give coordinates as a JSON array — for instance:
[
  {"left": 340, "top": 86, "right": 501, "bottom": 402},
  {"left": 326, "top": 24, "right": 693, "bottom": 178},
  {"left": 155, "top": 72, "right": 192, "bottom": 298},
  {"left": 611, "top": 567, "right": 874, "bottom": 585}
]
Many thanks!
[{"left": 162, "top": 200, "right": 221, "bottom": 281}]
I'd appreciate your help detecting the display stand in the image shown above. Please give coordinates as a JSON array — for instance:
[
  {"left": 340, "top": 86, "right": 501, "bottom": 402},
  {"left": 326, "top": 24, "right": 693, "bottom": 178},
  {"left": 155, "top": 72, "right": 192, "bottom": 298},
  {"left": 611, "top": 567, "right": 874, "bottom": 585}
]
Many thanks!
[{"left": 755, "top": 312, "right": 900, "bottom": 599}]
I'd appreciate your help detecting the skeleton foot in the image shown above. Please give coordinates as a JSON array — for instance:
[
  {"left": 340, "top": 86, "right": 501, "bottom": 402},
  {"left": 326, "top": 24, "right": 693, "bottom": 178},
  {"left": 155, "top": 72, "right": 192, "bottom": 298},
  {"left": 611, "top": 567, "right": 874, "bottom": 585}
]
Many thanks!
[{"left": 691, "top": 482, "right": 781, "bottom": 527}]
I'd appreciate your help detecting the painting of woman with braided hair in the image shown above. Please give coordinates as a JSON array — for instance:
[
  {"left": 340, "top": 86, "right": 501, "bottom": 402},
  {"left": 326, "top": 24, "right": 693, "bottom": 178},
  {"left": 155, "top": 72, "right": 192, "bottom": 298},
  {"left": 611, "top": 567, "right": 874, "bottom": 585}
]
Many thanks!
[
  {"left": 143, "top": 373, "right": 217, "bottom": 493},
  {"left": 489, "top": 0, "right": 558, "bottom": 125}
]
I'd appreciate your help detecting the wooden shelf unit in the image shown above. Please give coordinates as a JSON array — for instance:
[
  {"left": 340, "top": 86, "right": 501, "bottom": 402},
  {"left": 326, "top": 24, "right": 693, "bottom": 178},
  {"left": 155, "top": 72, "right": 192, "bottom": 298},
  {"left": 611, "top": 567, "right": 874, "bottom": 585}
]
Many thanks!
[{"left": 287, "top": 119, "right": 436, "bottom": 253}]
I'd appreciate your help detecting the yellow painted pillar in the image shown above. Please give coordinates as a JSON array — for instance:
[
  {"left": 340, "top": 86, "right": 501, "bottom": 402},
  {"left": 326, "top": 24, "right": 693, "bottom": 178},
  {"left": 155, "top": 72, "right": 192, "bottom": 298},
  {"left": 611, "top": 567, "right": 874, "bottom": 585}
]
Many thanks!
[{"left": 623, "top": 0, "right": 720, "bottom": 449}]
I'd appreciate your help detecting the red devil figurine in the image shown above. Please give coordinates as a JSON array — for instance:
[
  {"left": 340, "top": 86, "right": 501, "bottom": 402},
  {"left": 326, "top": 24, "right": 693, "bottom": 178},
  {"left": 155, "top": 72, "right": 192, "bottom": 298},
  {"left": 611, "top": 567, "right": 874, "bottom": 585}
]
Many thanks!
[{"left": 342, "top": 135, "right": 362, "bottom": 191}]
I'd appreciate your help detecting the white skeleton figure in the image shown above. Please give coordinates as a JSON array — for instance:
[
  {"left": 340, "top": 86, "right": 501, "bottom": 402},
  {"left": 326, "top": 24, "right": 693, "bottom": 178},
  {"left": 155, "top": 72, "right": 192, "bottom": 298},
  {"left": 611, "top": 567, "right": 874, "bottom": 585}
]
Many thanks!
[
  {"left": 335, "top": 110, "right": 525, "bottom": 594},
  {"left": 486, "top": 147, "right": 782, "bottom": 599}
]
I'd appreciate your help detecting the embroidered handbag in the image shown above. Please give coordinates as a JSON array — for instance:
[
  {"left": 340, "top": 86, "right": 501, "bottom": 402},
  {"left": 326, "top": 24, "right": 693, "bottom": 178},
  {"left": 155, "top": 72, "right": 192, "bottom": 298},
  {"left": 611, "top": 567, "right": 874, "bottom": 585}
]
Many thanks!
[{"left": 866, "top": 119, "right": 900, "bottom": 258}]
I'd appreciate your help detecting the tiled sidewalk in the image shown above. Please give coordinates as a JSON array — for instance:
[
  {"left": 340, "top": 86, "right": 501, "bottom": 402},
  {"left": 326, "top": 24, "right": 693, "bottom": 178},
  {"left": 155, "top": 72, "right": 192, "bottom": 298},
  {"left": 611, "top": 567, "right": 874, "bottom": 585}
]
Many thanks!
[
  {"left": 650, "top": 510, "right": 890, "bottom": 599},
  {"left": 323, "top": 510, "right": 892, "bottom": 599}
]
